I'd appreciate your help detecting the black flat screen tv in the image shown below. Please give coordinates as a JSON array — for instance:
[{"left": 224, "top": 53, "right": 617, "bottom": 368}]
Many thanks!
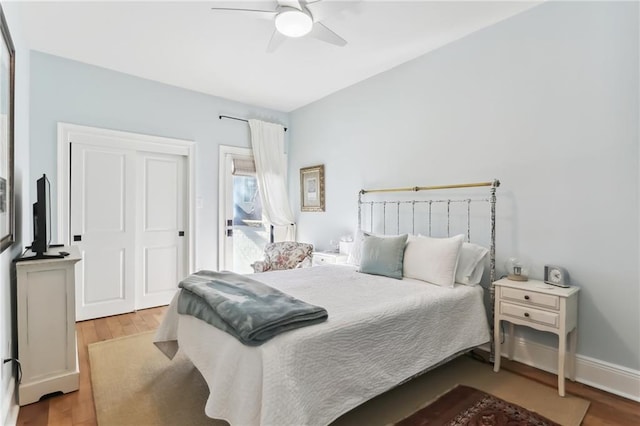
[
  {"left": 14, "top": 174, "right": 65, "bottom": 262},
  {"left": 31, "top": 174, "right": 50, "bottom": 255}
]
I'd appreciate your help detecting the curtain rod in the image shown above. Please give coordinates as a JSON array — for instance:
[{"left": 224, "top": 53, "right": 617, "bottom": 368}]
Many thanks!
[
  {"left": 360, "top": 180, "right": 500, "bottom": 195},
  {"left": 219, "top": 115, "right": 288, "bottom": 132}
]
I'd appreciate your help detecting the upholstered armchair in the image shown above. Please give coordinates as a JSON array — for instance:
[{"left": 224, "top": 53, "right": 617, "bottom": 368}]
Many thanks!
[{"left": 252, "top": 242, "right": 314, "bottom": 273}]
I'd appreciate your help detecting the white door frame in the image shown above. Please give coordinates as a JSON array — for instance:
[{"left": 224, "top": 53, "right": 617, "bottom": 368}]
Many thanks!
[{"left": 57, "top": 122, "right": 196, "bottom": 274}]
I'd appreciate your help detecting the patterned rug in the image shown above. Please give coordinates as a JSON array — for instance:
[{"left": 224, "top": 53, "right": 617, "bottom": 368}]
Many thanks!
[{"left": 395, "top": 385, "right": 559, "bottom": 426}]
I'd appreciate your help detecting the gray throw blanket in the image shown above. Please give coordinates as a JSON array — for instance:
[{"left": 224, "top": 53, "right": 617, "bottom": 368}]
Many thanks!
[{"left": 177, "top": 270, "right": 328, "bottom": 346}]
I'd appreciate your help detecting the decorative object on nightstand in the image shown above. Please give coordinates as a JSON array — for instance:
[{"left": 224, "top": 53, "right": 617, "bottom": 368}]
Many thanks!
[
  {"left": 505, "top": 257, "right": 529, "bottom": 281},
  {"left": 544, "top": 264, "right": 570, "bottom": 288},
  {"left": 338, "top": 241, "right": 354, "bottom": 257},
  {"left": 493, "top": 278, "right": 579, "bottom": 397}
]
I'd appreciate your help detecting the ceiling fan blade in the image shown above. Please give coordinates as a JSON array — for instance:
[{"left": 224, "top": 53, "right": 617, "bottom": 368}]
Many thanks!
[
  {"left": 278, "top": 0, "right": 303, "bottom": 11},
  {"left": 266, "top": 29, "right": 287, "bottom": 53},
  {"left": 306, "top": 0, "right": 360, "bottom": 22},
  {"left": 308, "top": 22, "right": 346, "bottom": 47},
  {"left": 210, "top": 7, "right": 278, "bottom": 20}
]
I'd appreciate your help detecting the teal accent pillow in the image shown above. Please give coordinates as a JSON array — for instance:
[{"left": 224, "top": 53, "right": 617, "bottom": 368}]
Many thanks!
[{"left": 359, "top": 234, "right": 408, "bottom": 279}]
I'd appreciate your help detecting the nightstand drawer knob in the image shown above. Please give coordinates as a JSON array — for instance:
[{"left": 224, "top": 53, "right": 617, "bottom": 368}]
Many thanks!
[
  {"left": 524, "top": 312, "right": 530, "bottom": 318},
  {"left": 524, "top": 295, "right": 530, "bottom": 300}
]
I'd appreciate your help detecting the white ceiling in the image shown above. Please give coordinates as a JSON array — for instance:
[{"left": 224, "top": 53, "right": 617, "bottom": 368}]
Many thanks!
[{"left": 13, "top": 1, "right": 541, "bottom": 112}]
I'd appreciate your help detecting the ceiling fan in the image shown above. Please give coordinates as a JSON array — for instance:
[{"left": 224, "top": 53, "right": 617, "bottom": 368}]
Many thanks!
[{"left": 211, "top": 0, "right": 358, "bottom": 52}]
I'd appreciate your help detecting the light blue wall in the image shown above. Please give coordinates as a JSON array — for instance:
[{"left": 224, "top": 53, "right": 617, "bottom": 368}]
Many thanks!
[
  {"left": 29, "top": 51, "right": 288, "bottom": 271},
  {"left": 289, "top": 1, "right": 639, "bottom": 371}
]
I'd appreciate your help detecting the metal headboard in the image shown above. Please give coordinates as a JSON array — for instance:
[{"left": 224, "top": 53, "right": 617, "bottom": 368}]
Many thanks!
[{"left": 357, "top": 179, "right": 500, "bottom": 361}]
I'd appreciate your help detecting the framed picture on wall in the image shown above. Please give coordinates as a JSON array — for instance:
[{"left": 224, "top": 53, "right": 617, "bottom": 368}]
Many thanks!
[
  {"left": 0, "top": 5, "right": 14, "bottom": 254},
  {"left": 300, "top": 164, "right": 325, "bottom": 212}
]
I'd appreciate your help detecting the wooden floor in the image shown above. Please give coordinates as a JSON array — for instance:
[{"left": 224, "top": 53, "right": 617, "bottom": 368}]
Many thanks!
[
  {"left": 472, "top": 351, "right": 640, "bottom": 426},
  {"left": 16, "top": 306, "right": 167, "bottom": 426},
  {"left": 16, "top": 306, "right": 640, "bottom": 426}
]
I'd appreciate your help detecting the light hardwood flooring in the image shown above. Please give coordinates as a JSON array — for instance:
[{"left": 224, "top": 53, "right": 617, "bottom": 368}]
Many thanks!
[
  {"left": 17, "top": 306, "right": 167, "bottom": 426},
  {"left": 472, "top": 350, "right": 640, "bottom": 425},
  {"left": 16, "top": 306, "right": 640, "bottom": 426}
]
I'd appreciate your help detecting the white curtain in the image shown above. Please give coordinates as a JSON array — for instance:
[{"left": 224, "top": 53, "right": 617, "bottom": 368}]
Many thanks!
[{"left": 248, "top": 119, "right": 296, "bottom": 242}]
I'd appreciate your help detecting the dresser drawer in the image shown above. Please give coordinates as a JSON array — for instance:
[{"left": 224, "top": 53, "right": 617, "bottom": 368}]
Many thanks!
[
  {"left": 500, "top": 302, "right": 559, "bottom": 328},
  {"left": 501, "top": 286, "right": 560, "bottom": 310}
]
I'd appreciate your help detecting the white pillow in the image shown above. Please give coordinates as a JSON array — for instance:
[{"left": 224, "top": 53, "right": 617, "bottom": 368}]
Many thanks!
[
  {"left": 455, "top": 242, "right": 489, "bottom": 286},
  {"left": 346, "top": 230, "right": 367, "bottom": 266},
  {"left": 403, "top": 234, "right": 464, "bottom": 287}
]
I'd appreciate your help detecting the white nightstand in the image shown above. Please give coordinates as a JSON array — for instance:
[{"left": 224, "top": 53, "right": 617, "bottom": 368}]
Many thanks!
[
  {"left": 312, "top": 251, "right": 348, "bottom": 266},
  {"left": 493, "top": 278, "right": 579, "bottom": 397}
]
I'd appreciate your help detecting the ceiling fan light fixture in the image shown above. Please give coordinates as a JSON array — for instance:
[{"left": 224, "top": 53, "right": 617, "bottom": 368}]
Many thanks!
[{"left": 275, "top": 9, "right": 313, "bottom": 38}]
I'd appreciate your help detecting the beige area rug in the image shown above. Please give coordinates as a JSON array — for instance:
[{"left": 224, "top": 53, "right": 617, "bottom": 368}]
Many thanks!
[{"left": 89, "top": 332, "right": 589, "bottom": 426}]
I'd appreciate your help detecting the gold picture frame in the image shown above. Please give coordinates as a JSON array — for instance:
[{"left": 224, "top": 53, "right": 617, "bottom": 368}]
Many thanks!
[
  {"left": 0, "top": 5, "right": 14, "bottom": 253},
  {"left": 300, "top": 164, "right": 325, "bottom": 212}
]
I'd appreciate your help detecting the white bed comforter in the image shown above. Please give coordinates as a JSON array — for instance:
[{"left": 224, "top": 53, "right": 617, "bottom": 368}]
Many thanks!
[{"left": 154, "top": 265, "right": 489, "bottom": 426}]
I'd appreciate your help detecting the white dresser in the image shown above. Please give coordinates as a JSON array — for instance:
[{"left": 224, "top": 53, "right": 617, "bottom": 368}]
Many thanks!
[
  {"left": 15, "top": 246, "right": 82, "bottom": 405},
  {"left": 493, "top": 278, "right": 579, "bottom": 396}
]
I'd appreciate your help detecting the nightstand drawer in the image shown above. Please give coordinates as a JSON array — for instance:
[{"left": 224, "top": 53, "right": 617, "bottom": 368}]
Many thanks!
[
  {"left": 314, "top": 255, "right": 335, "bottom": 265},
  {"left": 500, "top": 302, "right": 559, "bottom": 328},
  {"left": 312, "top": 252, "right": 348, "bottom": 266},
  {"left": 501, "top": 286, "right": 560, "bottom": 310}
]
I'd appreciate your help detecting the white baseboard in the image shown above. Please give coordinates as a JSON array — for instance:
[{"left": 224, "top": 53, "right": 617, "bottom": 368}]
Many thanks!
[
  {"left": 2, "top": 379, "right": 18, "bottom": 426},
  {"left": 480, "top": 336, "right": 640, "bottom": 402}
]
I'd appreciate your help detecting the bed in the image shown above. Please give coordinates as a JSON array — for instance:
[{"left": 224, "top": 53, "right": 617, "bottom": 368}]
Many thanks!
[{"left": 154, "top": 179, "right": 500, "bottom": 426}]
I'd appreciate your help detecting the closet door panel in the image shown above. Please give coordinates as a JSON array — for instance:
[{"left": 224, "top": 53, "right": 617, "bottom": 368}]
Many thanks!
[
  {"left": 136, "top": 152, "right": 187, "bottom": 309},
  {"left": 71, "top": 143, "right": 136, "bottom": 321}
]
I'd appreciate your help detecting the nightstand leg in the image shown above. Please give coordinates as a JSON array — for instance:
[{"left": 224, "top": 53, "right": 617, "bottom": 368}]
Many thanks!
[
  {"left": 558, "top": 333, "right": 566, "bottom": 397},
  {"left": 568, "top": 327, "right": 577, "bottom": 381},
  {"left": 507, "top": 323, "right": 515, "bottom": 360},
  {"left": 493, "top": 319, "right": 501, "bottom": 372}
]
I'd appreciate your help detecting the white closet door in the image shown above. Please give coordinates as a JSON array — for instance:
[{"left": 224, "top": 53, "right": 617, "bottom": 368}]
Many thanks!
[
  {"left": 136, "top": 152, "right": 186, "bottom": 309},
  {"left": 71, "top": 143, "right": 136, "bottom": 321}
]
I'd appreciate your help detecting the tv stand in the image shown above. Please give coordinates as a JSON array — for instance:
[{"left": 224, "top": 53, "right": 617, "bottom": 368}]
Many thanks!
[
  {"left": 15, "top": 246, "right": 82, "bottom": 405},
  {"left": 15, "top": 246, "right": 69, "bottom": 262},
  {"left": 15, "top": 253, "right": 65, "bottom": 262}
]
